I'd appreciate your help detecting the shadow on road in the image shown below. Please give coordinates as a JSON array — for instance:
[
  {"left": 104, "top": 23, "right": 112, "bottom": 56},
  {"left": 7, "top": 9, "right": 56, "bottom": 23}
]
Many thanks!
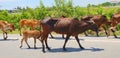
[
  {"left": 48, "top": 47, "right": 104, "bottom": 53},
  {"left": 115, "top": 37, "right": 120, "bottom": 39},
  {"left": 0, "top": 38, "right": 18, "bottom": 41},
  {"left": 49, "top": 37, "right": 84, "bottom": 41},
  {"left": 49, "top": 37, "right": 64, "bottom": 40}
]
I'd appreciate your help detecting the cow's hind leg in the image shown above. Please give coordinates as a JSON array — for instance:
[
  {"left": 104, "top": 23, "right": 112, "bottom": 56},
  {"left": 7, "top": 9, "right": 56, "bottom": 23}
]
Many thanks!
[
  {"left": 40, "top": 35, "right": 46, "bottom": 53},
  {"left": 49, "top": 33, "right": 54, "bottom": 38},
  {"left": 20, "top": 38, "right": 25, "bottom": 48},
  {"left": 3, "top": 32, "right": 7, "bottom": 40},
  {"left": 111, "top": 29, "right": 117, "bottom": 38},
  {"left": 63, "top": 35, "right": 70, "bottom": 51},
  {"left": 34, "top": 38, "right": 37, "bottom": 49},
  {"left": 25, "top": 39, "right": 30, "bottom": 48},
  {"left": 84, "top": 32, "right": 88, "bottom": 36},
  {"left": 45, "top": 34, "right": 51, "bottom": 50},
  {"left": 103, "top": 26, "right": 109, "bottom": 37},
  {"left": 62, "top": 34, "right": 65, "bottom": 39}
]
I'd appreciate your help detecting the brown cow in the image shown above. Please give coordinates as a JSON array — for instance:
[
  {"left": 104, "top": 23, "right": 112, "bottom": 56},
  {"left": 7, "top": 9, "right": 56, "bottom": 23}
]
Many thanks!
[
  {"left": 19, "top": 19, "right": 54, "bottom": 38},
  {"left": 81, "top": 15, "right": 98, "bottom": 36},
  {"left": 40, "top": 17, "right": 98, "bottom": 53},
  {"left": 50, "top": 15, "right": 67, "bottom": 38},
  {"left": 0, "top": 20, "right": 15, "bottom": 40},
  {"left": 42, "top": 15, "right": 67, "bottom": 39},
  {"left": 109, "top": 13, "right": 120, "bottom": 38},
  {"left": 81, "top": 15, "right": 110, "bottom": 37},
  {"left": 19, "top": 19, "right": 41, "bottom": 36}
]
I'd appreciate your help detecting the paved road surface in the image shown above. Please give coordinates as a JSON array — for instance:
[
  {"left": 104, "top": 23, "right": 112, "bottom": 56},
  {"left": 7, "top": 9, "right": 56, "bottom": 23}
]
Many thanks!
[{"left": 0, "top": 34, "right": 120, "bottom": 58}]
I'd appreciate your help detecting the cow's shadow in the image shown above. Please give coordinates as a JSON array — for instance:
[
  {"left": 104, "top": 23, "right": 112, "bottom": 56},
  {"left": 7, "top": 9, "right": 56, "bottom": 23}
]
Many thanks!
[
  {"left": 106, "top": 36, "right": 120, "bottom": 39},
  {"left": 0, "top": 38, "right": 18, "bottom": 41},
  {"left": 49, "top": 37, "right": 64, "bottom": 40},
  {"left": 49, "top": 37, "right": 85, "bottom": 41},
  {"left": 114, "top": 37, "right": 120, "bottom": 39},
  {"left": 48, "top": 47, "right": 104, "bottom": 53}
]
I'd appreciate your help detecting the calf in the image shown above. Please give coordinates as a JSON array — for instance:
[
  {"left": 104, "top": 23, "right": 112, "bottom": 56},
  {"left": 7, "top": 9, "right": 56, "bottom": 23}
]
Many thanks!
[
  {"left": 0, "top": 20, "right": 15, "bottom": 40},
  {"left": 20, "top": 30, "right": 42, "bottom": 49}
]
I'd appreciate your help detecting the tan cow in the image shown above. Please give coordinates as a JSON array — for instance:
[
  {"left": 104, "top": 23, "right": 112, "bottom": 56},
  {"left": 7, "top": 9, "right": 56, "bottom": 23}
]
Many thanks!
[
  {"left": 0, "top": 20, "right": 15, "bottom": 40},
  {"left": 20, "top": 30, "right": 42, "bottom": 49},
  {"left": 19, "top": 19, "right": 41, "bottom": 36}
]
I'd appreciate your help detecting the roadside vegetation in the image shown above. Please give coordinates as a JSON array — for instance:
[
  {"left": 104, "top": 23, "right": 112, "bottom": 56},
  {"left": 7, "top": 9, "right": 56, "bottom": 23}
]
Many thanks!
[{"left": 0, "top": 0, "right": 120, "bottom": 35}]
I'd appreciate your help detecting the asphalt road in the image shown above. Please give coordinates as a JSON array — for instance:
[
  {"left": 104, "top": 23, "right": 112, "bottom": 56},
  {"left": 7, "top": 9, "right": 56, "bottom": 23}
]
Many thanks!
[{"left": 0, "top": 34, "right": 120, "bottom": 58}]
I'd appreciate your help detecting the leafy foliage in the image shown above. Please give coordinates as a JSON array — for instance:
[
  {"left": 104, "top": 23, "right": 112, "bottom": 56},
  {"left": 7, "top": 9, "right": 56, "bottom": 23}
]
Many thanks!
[{"left": 0, "top": 0, "right": 120, "bottom": 30}]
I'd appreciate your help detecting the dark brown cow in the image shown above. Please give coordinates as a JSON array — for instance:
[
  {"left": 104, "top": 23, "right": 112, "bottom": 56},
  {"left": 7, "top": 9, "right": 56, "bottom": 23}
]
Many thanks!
[
  {"left": 109, "top": 13, "right": 120, "bottom": 38},
  {"left": 81, "top": 15, "right": 110, "bottom": 37},
  {"left": 48, "top": 15, "right": 67, "bottom": 38},
  {"left": 0, "top": 20, "right": 15, "bottom": 40},
  {"left": 40, "top": 17, "right": 98, "bottom": 53},
  {"left": 81, "top": 15, "right": 98, "bottom": 36}
]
